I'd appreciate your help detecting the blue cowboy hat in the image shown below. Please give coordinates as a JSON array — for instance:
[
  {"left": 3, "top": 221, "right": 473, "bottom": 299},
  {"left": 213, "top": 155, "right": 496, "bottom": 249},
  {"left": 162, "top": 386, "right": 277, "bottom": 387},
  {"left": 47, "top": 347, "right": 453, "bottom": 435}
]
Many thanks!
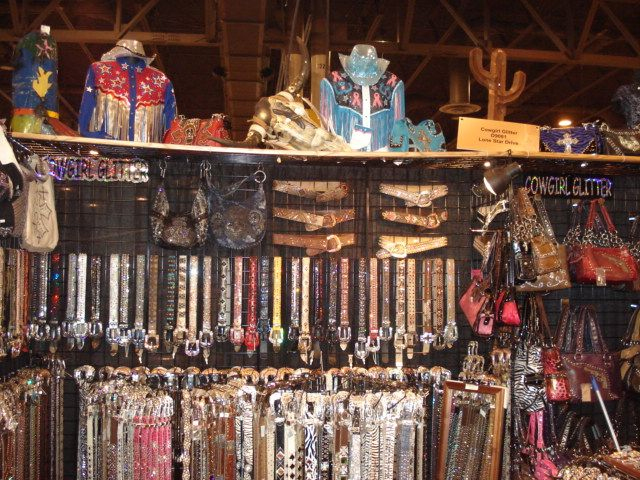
[{"left": 339, "top": 44, "right": 390, "bottom": 86}]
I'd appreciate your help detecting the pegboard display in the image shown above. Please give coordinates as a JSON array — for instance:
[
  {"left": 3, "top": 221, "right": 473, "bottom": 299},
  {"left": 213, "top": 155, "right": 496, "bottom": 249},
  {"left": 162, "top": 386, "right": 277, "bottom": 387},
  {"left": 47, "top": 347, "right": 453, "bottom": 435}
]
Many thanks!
[{"left": 3, "top": 156, "right": 640, "bottom": 477}]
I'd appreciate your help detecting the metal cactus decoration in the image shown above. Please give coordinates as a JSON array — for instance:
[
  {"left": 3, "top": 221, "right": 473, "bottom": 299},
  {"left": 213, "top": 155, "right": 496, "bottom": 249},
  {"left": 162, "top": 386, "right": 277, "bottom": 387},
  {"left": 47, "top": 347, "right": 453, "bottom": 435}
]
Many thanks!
[{"left": 469, "top": 48, "right": 526, "bottom": 121}]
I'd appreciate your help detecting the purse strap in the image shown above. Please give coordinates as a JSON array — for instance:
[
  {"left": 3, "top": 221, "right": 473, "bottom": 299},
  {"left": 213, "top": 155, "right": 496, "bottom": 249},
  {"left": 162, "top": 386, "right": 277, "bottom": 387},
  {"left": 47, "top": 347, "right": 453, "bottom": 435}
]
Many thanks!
[
  {"left": 209, "top": 168, "right": 266, "bottom": 197},
  {"left": 533, "top": 195, "right": 556, "bottom": 241},
  {"left": 623, "top": 306, "right": 640, "bottom": 345},
  {"left": 574, "top": 305, "right": 608, "bottom": 354},
  {"left": 534, "top": 294, "right": 554, "bottom": 347},
  {"left": 553, "top": 301, "right": 572, "bottom": 349}
]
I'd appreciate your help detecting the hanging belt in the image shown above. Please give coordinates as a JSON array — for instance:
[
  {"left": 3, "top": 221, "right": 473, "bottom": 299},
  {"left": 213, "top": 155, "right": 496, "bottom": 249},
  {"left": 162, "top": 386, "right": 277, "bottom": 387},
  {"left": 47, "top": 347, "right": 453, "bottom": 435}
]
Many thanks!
[
  {"left": 216, "top": 258, "right": 231, "bottom": 343},
  {"left": 172, "top": 255, "right": 188, "bottom": 358},
  {"left": 311, "top": 258, "right": 325, "bottom": 364},
  {"left": 48, "top": 253, "right": 63, "bottom": 352},
  {"left": 118, "top": 254, "right": 132, "bottom": 356},
  {"left": 348, "top": 403, "right": 362, "bottom": 480},
  {"left": 162, "top": 255, "right": 177, "bottom": 353},
  {"left": 354, "top": 258, "right": 368, "bottom": 364},
  {"left": 269, "top": 257, "right": 284, "bottom": 352},
  {"left": 144, "top": 255, "right": 160, "bottom": 354},
  {"left": 74, "top": 253, "right": 89, "bottom": 350},
  {"left": 64, "top": 253, "right": 78, "bottom": 350},
  {"left": 258, "top": 256, "right": 270, "bottom": 359},
  {"left": 379, "top": 258, "right": 392, "bottom": 364},
  {"left": 338, "top": 258, "right": 351, "bottom": 352},
  {"left": 406, "top": 258, "right": 417, "bottom": 360},
  {"left": 184, "top": 256, "right": 200, "bottom": 357},
  {"left": 88, "top": 256, "right": 102, "bottom": 349},
  {"left": 327, "top": 257, "right": 339, "bottom": 366},
  {"left": 288, "top": 258, "right": 301, "bottom": 344},
  {"left": 0, "top": 249, "right": 6, "bottom": 356},
  {"left": 367, "top": 258, "right": 380, "bottom": 364},
  {"left": 432, "top": 259, "right": 446, "bottom": 350},
  {"left": 106, "top": 254, "right": 119, "bottom": 355},
  {"left": 244, "top": 257, "right": 259, "bottom": 356},
  {"left": 299, "top": 257, "right": 311, "bottom": 364},
  {"left": 444, "top": 258, "right": 458, "bottom": 348},
  {"left": 379, "top": 183, "right": 448, "bottom": 207},
  {"left": 200, "top": 256, "right": 214, "bottom": 363},
  {"left": 421, "top": 259, "right": 433, "bottom": 354},
  {"left": 230, "top": 257, "right": 245, "bottom": 351},
  {"left": 393, "top": 259, "right": 407, "bottom": 367},
  {"left": 133, "top": 255, "right": 146, "bottom": 362},
  {"left": 33, "top": 254, "right": 48, "bottom": 342}
]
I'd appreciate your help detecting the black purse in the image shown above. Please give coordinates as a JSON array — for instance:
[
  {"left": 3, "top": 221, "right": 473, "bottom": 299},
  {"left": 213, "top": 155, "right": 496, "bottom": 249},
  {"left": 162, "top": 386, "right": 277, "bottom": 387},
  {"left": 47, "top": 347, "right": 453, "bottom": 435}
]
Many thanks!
[
  {"left": 600, "top": 122, "right": 640, "bottom": 155},
  {"left": 150, "top": 163, "right": 209, "bottom": 249},
  {"left": 208, "top": 167, "right": 266, "bottom": 249}
]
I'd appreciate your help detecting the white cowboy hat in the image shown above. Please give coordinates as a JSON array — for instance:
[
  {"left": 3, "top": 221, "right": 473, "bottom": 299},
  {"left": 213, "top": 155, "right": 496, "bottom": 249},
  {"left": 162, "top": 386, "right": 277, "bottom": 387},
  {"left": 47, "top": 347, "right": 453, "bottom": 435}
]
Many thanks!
[{"left": 101, "top": 39, "right": 155, "bottom": 65}]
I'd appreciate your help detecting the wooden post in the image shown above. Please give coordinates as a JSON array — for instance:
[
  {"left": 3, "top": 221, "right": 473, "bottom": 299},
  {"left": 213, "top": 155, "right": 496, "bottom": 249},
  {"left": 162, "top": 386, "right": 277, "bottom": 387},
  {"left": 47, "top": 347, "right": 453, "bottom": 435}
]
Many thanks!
[{"left": 469, "top": 48, "right": 526, "bottom": 121}]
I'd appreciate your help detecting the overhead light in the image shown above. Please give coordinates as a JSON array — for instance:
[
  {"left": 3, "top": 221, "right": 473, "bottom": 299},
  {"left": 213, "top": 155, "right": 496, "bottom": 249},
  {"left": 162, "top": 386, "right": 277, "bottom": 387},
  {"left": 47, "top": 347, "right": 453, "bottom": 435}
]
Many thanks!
[
  {"left": 558, "top": 119, "right": 572, "bottom": 127},
  {"left": 483, "top": 161, "right": 491, "bottom": 168},
  {"left": 483, "top": 162, "right": 522, "bottom": 195},
  {"left": 89, "top": 149, "right": 99, "bottom": 156},
  {"left": 580, "top": 162, "right": 588, "bottom": 168}
]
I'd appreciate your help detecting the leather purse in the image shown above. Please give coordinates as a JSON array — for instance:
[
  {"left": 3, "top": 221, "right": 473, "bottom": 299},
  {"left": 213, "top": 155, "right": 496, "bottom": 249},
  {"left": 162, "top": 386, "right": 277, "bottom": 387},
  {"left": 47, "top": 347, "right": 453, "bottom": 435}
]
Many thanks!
[
  {"left": 600, "top": 122, "right": 640, "bottom": 155},
  {"left": 626, "top": 214, "right": 640, "bottom": 291},
  {"left": 208, "top": 168, "right": 266, "bottom": 249},
  {"left": 163, "top": 114, "right": 231, "bottom": 147},
  {"left": 620, "top": 306, "right": 640, "bottom": 394},
  {"left": 150, "top": 164, "right": 208, "bottom": 249},
  {"left": 540, "top": 123, "right": 602, "bottom": 154},
  {"left": 495, "top": 289, "right": 521, "bottom": 326},
  {"left": 556, "top": 305, "right": 622, "bottom": 403},
  {"left": 459, "top": 269, "right": 491, "bottom": 335},
  {"left": 540, "top": 298, "right": 571, "bottom": 402},
  {"left": 567, "top": 199, "right": 638, "bottom": 285}
]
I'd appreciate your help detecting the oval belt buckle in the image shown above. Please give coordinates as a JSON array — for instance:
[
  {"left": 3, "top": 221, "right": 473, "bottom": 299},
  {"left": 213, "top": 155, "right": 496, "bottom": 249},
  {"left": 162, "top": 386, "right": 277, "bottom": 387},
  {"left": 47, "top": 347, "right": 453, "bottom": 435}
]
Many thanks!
[
  {"left": 325, "top": 234, "right": 342, "bottom": 253},
  {"left": 414, "top": 191, "right": 433, "bottom": 208},
  {"left": 268, "top": 326, "right": 284, "bottom": 352},
  {"left": 367, "top": 336, "right": 380, "bottom": 353},
  {"left": 433, "top": 332, "right": 446, "bottom": 351},
  {"left": 144, "top": 333, "right": 160, "bottom": 353},
  {"left": 354, "top": 337, "right": 369, "bottom": 363},
  {"left": 184, "top": 338, "right": 201, "bottom": 357},
  {"left": 390, "top": 243, "right": 408, "bottom": 259}
]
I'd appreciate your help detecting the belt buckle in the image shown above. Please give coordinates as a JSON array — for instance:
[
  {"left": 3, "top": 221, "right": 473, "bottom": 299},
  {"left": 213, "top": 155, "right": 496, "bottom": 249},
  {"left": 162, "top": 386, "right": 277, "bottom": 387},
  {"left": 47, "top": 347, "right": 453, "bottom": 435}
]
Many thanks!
[
  {"left": 354, "top": 337, "right": 369, "bottom": 364},
  {"left": 326, "top": 325, "right": 338, "bottom": 345},
  {"left": 325, "top": 234, "right": 342, "bottom": 253},
  {"left": 287, "top": 325, "right": 300, "bottom": 342},
  {"left": 414, "top": 191, "right": 433, "bottom": 207},
  {"left": 244, "top": 327, "right": 260, "bottom": 353},
  {"left": 131, "top": 327, "right": 146, "bottom": 360},
  {"left": 74, "top": 322, "right": 90, "bottom": 350},
  {"left": 378, "top": 325, "right": 393, "bottom": 341},
  {"left": 184, "top": 338, "right": 201, "bottom": 357},
  {"left": 106, "top": 327, "right": 120, "bottom": 356},
  {"left": 89, "top": 321, "right": 103, "bottom": 349},
  {"left": 199, "top": 330, "right": 214, "bottom": 364},
  {"left": 367, "top": 336, "right": 380, "bottom": 352},
  {"left": 433, "top": 332, "right": 447, "bottom": 350},
  {"left": 215, "top": 325, "right": 229, "bottom": 343},
  {"left": 389, "top": 243, "right": 408, "bottom": 259},
  {"left": 323, "top": 214, "right": 337, "bottom": 229},
  {"left": 144, "top": 333, "right": 160, "bottom": 353},
  {"left": 338, "top": 325, "right": 351, "bottom": 351},
  {"left": 229, "top": 326, "right": 245, "bottom": 351},
  {"left": 172, "top": 328, "right": 188, "bottom": 358},
  {"left": 27, "top": 322, "right": 39, "bottom": 341},
  {"left": 298, "top": 333, "right": 312, "bottom": 363},
  {"left": 394, "top": 328, "right": 407, "bottom": 350},
  {"left": 268, "top": 326, "right": 284, "bottom": 352}
]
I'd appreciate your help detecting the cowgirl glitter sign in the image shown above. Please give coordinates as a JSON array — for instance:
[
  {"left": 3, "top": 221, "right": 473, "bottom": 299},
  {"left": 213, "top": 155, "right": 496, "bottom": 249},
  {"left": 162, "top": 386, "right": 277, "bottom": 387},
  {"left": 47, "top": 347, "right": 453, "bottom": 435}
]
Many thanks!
[
  {"left": 47, "top": 157, "right": 149, "bottom": 183},
  {"left": 524, "top": 175, "right": 612, "bottom": 199}
]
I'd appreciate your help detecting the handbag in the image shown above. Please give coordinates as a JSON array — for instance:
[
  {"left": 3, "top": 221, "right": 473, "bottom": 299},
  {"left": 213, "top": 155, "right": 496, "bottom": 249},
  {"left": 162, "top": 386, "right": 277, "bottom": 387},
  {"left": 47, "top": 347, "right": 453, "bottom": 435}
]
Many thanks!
[
  {"left": 16, "top": 155, "right": 58, "bottom": 252},
  {"left": 627, "top": 214, "right": 640, "bottom": 291},
  {"left": 600, "top": 122, "right": 640, "bottom": 155},
  {"left": 556, "top": 305, "right": 622, "bottom": 403},
  {"left": 539, "top": 123, "right": 602, "bottom": 154},
  {"left": 163, "top": 114, "right": 231, "bottom": 147},
  {"left": 540, "top": 298, "right": 571, "bottom": 402},
  {"left": 208, "top": 167, "right": 266, "bottom": 249},
  {"left": 495, "top": 288, "right": 521, "bottom": 326},
  {"left": 150, "top": 163, "right": 209, "bottom": 249},
  {"left": 620, "top": 306, "right": 640, "bottom": 394},
  {"left": 520, "top": 410, "right": 559, "bottom": 480},
  {"left": 513, "top": 295, "right": 546, "bottom": 413},
  {"left": 566, "top": 199, "right": 638, "bottom": 285}
]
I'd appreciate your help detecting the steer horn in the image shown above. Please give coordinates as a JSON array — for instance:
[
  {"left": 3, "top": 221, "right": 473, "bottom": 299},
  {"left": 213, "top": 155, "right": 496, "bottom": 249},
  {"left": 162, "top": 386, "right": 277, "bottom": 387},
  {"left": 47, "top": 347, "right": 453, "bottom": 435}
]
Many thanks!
[{"left": 285, "top": 36, "right": 310, "bottom": 96}]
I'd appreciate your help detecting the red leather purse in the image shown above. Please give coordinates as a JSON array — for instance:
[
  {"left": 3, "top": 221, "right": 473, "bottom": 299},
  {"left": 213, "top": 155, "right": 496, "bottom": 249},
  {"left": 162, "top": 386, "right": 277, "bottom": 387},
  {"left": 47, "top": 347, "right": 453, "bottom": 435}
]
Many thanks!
[
  {"left": 540, "top": 297, "right": 571, "bottom": 402},
  {"left": 459, "top": 269, "right": 492, "bottom": 334},
  {"left": 163, "top": 114, "right": 231, "bottom": 146},
  {"left": 495, "top": 289, "right": 521, "bottom": 326},
  {"left": 568, "top": 199, "right": 638, "bottom": 285}
]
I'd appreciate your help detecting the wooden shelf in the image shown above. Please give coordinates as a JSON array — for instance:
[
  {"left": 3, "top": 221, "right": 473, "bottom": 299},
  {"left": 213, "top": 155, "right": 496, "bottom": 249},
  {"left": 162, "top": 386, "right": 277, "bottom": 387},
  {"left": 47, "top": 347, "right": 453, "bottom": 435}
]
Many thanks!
[{"left": 9, "top": 132, "right": 640, "bottom": 173}]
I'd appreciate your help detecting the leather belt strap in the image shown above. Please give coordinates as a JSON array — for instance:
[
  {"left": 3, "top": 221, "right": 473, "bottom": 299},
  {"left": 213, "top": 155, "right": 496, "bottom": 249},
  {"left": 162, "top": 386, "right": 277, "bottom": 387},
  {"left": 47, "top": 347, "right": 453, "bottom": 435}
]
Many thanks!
[
  {"left": 185, "top": 256, "right": 200, "bottom": 357},
  {"left": 289, "top": 258, "right": 301, "bottom": 342},
  {"left": 66, "top": 253, "right": 78, "bottom": 346},
  {"left": 299, "top": 257, "right": 311, "bottom": 363},
  {"left": 269, "top": 257, "right": 284, "bottom": 352},
  {"left": 406, "top": 258, "right": 417, "bottom": 360},
  {"left": 367, "top": 258, "right": 380, "bottom": 364},
  {"left": 339, "top": 258, "right": 351, "bottom": 351},
  {"left": 133, "top": 254, "right": 146, "bottom": 361},
  {"left": 381, "top": 210, "right": 448, "bottom": 229},
  {"left": 199, "top": 256, "right": 213, "bottom": 363},
  {"left": 87, "top": 255, "right": 102, "bottom": 349},
  {"left": 118, "top": 254, "right": 132, "bottom": 356},
  {"left": 348, "top": 403, "right": 362, "bottom": 480},
  {"left": 444, "top": 258, "right": 458, "bottom": 348},
  {"left": 0, "top": 249, "right": 5, "bottom": 350},
  {"left": 376, "top": 236, "right": 448, "bottom": 259},
  {"left": 312, "top": 258, "right": 325, "bottom": 364},
  {"left": 432, "top": 259, "right": 446, "bottom": 350},
  {"left": 35, "top": 254, "right": 48, "bottom": 324},
  {"left": 272, "top": 233, "right": 356, "bottom": 256},
  {"left": 231, "top": 256, "right": 245, "bottom": 351},
  {"left": 163, "top": 255, "right": 177, "bottom": 352},
  {"left": 397, "top": 416, "right": 416, "bottom": 480},
  {"left": 421, "top": 259, "right": 432, "bottom": 354},
  {"left": 303, "top": 394, "right": 320, "bottom": 480},
  {"left": 334, "top": 394, "right": 350, "bottom": 480},
  {"left": 354, "top": 258, "right": 368, "bottom": 364},
  {"left": 48, "top": 253, "right": 63, "bottom": 352},
  {"left": 380, "top": 258, "right": 392, "bottom": 363},
  {"left": 273, "top": 395, "right": 285, "bottom": 480},
  {"left": 273, "top": 180, "right": 349, "bottom": 203},
  {"left": 144, "top": 255, "right": 159, "bottom": 354},
  {"left": 379, "top": 183, "right": 448, "bottom": 207},
  {"left": 244, "top": 256, "right": 259, "bottom": 355},
  {"left": 241, "top": 401, "right": 254, "bottom": 480},
  {"left": 258, "top": 256, "right": 270, "bottom": 358},
  {"left": 327, "top": 257, "right": 339, "bottom": 365},
  {"left": 216, "top": 258, "right": 231, "bottom": 343},
  {"left": 172, "top": 255, "right": 188, "bottom": 358},
  {"left": 107, "top": 254, "right": 119, "bottom": 354},
  {"left": 273, "top": 207, "right": 355, "bottom": 230},
  {"left": 393, "top": 259, "right": 407, "bottom": 367}
]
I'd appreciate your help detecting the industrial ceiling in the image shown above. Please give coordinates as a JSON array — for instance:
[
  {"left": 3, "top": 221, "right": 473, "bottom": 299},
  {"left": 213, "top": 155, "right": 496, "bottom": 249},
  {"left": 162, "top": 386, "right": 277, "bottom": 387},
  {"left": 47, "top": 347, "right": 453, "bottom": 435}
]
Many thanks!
[{"left": 0, "top": 0, "right": 639, "bottom": 143}]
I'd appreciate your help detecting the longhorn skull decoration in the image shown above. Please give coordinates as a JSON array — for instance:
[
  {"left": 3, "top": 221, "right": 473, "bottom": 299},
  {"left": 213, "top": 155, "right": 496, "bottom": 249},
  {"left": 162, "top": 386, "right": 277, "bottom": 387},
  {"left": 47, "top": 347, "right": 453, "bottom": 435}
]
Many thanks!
[{"left": 216, "top": 37, "right": 350, "bottom": 151}]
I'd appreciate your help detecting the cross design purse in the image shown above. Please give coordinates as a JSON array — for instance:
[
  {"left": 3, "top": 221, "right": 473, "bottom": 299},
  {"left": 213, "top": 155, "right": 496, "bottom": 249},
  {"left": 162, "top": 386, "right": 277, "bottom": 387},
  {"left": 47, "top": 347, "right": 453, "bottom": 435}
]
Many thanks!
[
  {"left": 208, "top": 168, "right": 266, "bottom": 249},
  {"left": 150, "top": 163, "right": 208, "bottom": 249}
]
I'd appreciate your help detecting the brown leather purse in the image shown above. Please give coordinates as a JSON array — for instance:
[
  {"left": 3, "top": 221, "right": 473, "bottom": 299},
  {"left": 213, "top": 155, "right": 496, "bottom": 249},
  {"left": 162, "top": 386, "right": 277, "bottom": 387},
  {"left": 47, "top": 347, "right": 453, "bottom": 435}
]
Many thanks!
[
  {"left": 163, "top": 114, "right": 231, "bottom": 146},
  {"left": 556, "top": 305, "right": 622, "bottom": 403}
]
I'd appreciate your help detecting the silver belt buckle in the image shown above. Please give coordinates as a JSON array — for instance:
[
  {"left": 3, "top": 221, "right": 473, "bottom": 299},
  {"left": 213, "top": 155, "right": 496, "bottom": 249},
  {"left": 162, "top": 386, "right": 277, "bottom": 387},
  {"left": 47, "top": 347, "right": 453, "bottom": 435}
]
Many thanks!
[
  {"left": 144, "top": 333, "right": 160, "bottom": 353},
  {"left": 354, "top": 337, "right": 369, "bottom": 364},
  {"left": 268, "top": 326, "right": 284, "bottom": 353},
  {"left": 184, "top": 338, "right": 200, "bottom": 357},
  {"left": 338, "top": 325, "right": 351, "bottom": 351}
]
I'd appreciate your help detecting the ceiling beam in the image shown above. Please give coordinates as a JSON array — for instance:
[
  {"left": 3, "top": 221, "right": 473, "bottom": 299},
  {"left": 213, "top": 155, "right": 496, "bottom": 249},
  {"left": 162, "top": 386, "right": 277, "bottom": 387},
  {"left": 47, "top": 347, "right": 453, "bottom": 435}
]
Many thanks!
[
  {"left": 26, "top": 0, "right": 62, "bottom": 33},
  {"left": 204, "top": 0, "right": 217, "bottom": 42},
  {"left": 439, "top": 0, "right": 482, "bottom": 47},
  {"left": 576, "top": 0, "right": 599, "bottom": 55},
  {"left": 58, "top": 92, "right": 79, "bottom": 121},
  {"left": 0, "top": 89, "right": 11, "bottom": 104},
  {"left": 118, "top": 0, "right": 161, "bottom": 39},
  {"left": 56, "top": 6, "right": 95, "bottom": 64},
  {"left": 139, "top": 15, "right": 165, "bottom": 72},
  {"left": 405, "top": 21, "right": 458, "bottom": 91},
  {"left": 519, "top": 0, "right": 570, "bottom": 57},
  {"left": 401, "top": 0, "right": 415, "bottom": 48},
  {"left": 8, "top": 0, "right": 21, "bottom": 34},
  {"left": 598, "top": 0, "right": 640, "bottom": 56},
  {"left": 366, "top": 14, "right": 384, "bottom": 42},
  {"left": 114, "top": 0, "right": 122, "bottom": 33}
]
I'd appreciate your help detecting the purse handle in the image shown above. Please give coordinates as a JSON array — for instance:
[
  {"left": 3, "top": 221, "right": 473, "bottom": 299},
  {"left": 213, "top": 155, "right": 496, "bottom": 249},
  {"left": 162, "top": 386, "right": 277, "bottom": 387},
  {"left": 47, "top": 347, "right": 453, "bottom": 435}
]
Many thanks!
[
  {"left": 623, "top": 306, "right": 640, "bottom": 345},
  {"left": 533, "top": 194, "right": 557, "bottom": 241},
  {"left": 586, "top": 198, "right": 618, "bottom": 234},
  {"left": 533, "top": 294, "right": 554, "bottom": 347},
  {"left": 209, "top": 167, "right": 267, "bottom": 197},
  {"left": 575, "top": 305, "right": 609, "bottom": 354},
  {"left": 553, "top": 300, "right": 572, "bottom": 349}
]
